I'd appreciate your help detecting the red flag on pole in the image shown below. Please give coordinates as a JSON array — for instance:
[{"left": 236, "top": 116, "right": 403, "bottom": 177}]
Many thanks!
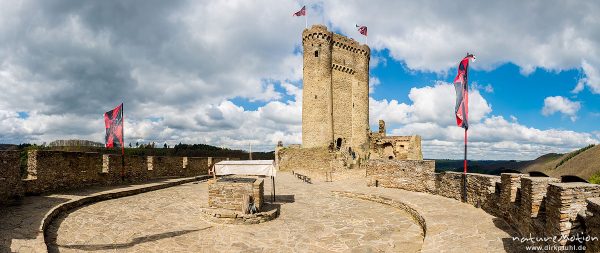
[
  {"left": 356, "top": 24, "right": 368, "bottom": 36},
  {"left": 104, "top": 103, "right": 124, "bottom": 148},
  {"left": 453, "top": 54, "right": 475, "bottom": 129},
  {"left": 293, "top": 6, "right": 306, "bottom": 16},
  {"left": 453, "top": 53, "right": 475, "bottom": 203}
]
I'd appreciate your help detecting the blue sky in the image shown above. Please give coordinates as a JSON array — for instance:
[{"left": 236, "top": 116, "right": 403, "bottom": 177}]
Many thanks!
[
  {"left": 370, "top": 50, "right": 598, "bottom": 133},
  {"left": 0, "top": 0, "right": 598, "bottom": 160}
]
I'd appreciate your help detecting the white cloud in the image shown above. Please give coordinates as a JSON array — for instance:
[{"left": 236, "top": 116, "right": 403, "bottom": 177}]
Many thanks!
[
  {"left": 322, "top": 1, "right": 600, "bottom": 94},
  {"left": 573, "top": 60, "right": 600, "bottom": 94},
  {"left": 542, "top": 96, "right": 581, "bottom": 121},
  {"left": 369, "top": 77, "right": 380, "bottom": 93},
  {"left": 371, "top": 84, "right": 597, "bottom": 160},
  {"left": 370, "top": 82, "right": 491, "bottom": 126}
]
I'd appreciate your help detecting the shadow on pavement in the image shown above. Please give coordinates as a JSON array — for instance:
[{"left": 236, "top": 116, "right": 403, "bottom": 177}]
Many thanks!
[
  {"left": 492, "top": 217, "right": 527, "bottom": 253},
  {"left": 272, "top": 194, "right": 295, "bottom": 203},
  {"left": 0, "top": 195, "right": 71, "bottom": 252},
  {"left": 47, "top": 226, "right": 211, "bottom": 252}
]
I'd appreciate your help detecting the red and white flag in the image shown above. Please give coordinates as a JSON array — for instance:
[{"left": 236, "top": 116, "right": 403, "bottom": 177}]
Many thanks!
[
  {"left": 453, "top": 54, "right": 476, "bottom": 129},
  {"left": 356, "top": 24, "right": 367, "bottom": 36},
  {"left": 293, "top": 6, "right": 306, "bottom": 16},
  {"left": 104, "top": 103, "right": 124, "bottom": 148}
]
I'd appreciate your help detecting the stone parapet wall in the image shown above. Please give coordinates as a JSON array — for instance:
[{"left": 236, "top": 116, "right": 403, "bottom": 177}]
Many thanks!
[
  {"left": 518, "top": 177, "right": 560, "bottom": 236},
  {"left": 371, "top": 168, "right": 600, "bottom": 251},
  {"left": 366, "top": 159, "right": 435, "bottom": 193},
  {"left": 435, "top": 172, "right": 501, "bottom": 215},
  {"left": 586, "top": 198, "right": 600, "bottom": 252},
  {"left": 0, "top": 151, "right": 23, "bottom": 205},
  {"left": 0, "top": 150, "right": 230, "bottom": 201},
  {"left": 545, "top": 183, "right": 600, "bottom": 247},
  {"left": 500, "top": 173, "right": 524, "bottom": 226}
]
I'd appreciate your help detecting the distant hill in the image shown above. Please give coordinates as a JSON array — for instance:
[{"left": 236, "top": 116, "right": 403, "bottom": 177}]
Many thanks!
[
  {"left": 48, "top": 139, "right": 104, "bottom": 147},
  {"left": 1, "top": 142, "right": 275, "bottom": 161},
  {"left": 434, "top": 159, "right": 529, "bottom": 175},
  {"left": 0, "top": 144, "right": 18, "bottom": 150},
  {"left": 521, "top": 144, "right": 600, "bottom": 183}
]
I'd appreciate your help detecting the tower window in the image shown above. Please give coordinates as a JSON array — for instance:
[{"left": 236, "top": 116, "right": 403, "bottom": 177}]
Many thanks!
[
  {"left": 314, "top": 95, "right": 317, "bottom": 99},
  {"left": 314, "top": 50, "right": 319, "bottom": 57}
]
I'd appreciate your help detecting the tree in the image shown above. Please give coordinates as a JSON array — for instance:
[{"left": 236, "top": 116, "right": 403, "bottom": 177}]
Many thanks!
[
  {"left": 135, "top": 142, "right": 139, "bottom": 148},
  {"left": 163, "top": 143, "right": 167, "bottom": 149}
]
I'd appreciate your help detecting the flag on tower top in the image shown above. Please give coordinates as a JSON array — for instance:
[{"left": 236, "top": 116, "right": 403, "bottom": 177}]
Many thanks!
[
  {"left": 293, "top": 6, "right": 306, "bottom": 16},
  {"left": 453, "top": 53, "right": 476, "bottom": 129},
  {"left": 356, "top": 24, "right": 367, "bottom": 36}
]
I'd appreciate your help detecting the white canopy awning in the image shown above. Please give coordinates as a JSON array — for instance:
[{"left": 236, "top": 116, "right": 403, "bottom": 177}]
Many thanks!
[{"left": 214, "top": 160, "right": 276, "bottom": 177}]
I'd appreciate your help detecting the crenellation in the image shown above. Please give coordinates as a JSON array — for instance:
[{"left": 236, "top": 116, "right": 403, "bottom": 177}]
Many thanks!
[{"left": 545, "top": 183, "right": 600, "bottom": 247}]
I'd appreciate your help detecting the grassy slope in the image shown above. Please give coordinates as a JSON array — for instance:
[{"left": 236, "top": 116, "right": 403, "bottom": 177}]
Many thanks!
[
  {"left": 522, "top": 145, "right": 600, "bottom": 181},
  {"left": 521, "top": 153, "right": 563, "bottom": 175}
]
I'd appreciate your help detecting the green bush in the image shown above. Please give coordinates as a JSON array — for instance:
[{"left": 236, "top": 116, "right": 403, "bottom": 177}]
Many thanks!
[{"left": 589, "top": 171, "right": 600, "bottom": 185}]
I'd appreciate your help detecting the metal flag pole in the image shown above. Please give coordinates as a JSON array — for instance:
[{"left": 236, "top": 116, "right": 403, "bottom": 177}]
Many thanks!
[
  {"left": 121, "top": 103, "right": 125, "bottom": 181},
  {"left": 305, "top": 12, "right": 307, "bottom": 28},
  {"left": 463, "top": 127, "right": 468, "bottom": 202}
]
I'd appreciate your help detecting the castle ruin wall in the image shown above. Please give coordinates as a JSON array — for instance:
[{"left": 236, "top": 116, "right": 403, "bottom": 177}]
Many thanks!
[{"left": 0, "top": 150, "right": 232, "bottom": 204}]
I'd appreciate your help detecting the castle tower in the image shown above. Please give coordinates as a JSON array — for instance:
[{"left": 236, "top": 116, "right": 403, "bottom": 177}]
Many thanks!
[
  {"left": 350, "top": 37, "right": 370, "bottom": 156},
  {"left": 301, "top": 25, "right": 334, "bottom": 148},
  {"left": 301, "top": 25, "right": 370, "bottom": 155}
]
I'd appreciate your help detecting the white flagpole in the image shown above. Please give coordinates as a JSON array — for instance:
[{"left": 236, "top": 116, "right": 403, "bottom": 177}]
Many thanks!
[{"left": 305, "top": 11, "right": 308, "bottom": 28}]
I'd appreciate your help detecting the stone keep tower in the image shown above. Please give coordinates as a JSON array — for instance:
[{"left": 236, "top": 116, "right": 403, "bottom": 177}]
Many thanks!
[{"left": 301, "top": 25, "right": 370, "bottom": 156}]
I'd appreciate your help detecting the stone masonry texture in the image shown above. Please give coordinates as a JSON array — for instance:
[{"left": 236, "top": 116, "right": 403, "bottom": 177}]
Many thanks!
[
  {"left": 0, "top": 150, "right": 231, "bottom": 201},
  {"left": 301, "top": 25, "right": 370, "bottom": 157},
  {"left": 208, "top": 178, "right": 264, "bottom": 212},
  {"left": 0, "top": 151, "right": 23, "bottom": 205},
  {"left": 365, "top": 159, "right": 435, "bottom": 193}
]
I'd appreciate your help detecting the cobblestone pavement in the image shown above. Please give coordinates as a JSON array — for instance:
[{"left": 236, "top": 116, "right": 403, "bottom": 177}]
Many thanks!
[
  {"left": 0, "top": 177, "right": 200, "bottom": 253},
  {"left": 322, "top": 178, "right": 520, "bottom": 253},
  {"left": 48, "top": 174, "right": 423, "bottom": 253},
  {"left": 2, "top": 172, "right": 520, "bottom": 253}
]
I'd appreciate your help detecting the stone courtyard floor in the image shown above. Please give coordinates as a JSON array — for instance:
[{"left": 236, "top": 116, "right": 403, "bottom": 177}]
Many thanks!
[{"left": 1, "top": 173, "right": 523, "bottom": 253}]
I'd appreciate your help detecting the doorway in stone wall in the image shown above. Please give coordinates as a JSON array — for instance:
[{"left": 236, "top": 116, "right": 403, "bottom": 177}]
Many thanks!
[
  {"left": 336, "top": 138, "right": 342, "bottom": 150},
  {"left": 383, "top": 143, "right": 394, "bottom": 159}
]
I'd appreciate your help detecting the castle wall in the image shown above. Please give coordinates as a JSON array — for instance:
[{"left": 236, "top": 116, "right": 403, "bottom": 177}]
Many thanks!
[
  {"left": 276, "top": 146, "right": 334, "bottom": 173},
  {"left": 586, "top": 198, "right": 600, "bottom": 252},
  {"left": 373, "top": 169, "right": 600, "bottom": 250},
  {"left": 350, "top": 38, "right": 370, "bottom": 156},
  {"left": 0, "top": 151, "right": 23, "bottom": 205},
  {"left": 276, "top": 146, "right": 365, "bottom": 181},
  {"left": 0, "top": 150, "right": 231, "bottom": 202},
  {"left": 365, "top": 159, "right": 435, "bottom": 192},
  {"left": 370, "top": 134, "right": 423, "bottom": 160}
]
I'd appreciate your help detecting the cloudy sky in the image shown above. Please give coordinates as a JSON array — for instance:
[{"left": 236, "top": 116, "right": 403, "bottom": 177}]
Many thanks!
[{"left": 0, "top": 0, "right": 599, "bottom": 160}]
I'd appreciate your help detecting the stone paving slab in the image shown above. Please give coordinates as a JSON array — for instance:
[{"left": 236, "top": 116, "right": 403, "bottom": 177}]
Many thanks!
[{"left": 0, "top": 177, "right": 205, "bottom": 253}]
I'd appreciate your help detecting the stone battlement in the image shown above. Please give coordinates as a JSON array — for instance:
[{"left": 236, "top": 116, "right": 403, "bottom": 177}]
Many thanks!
[
  {"left": 0, "top": 150, "right": 233, "bottom": 204},
  {"left": 367, "top": 161, "right": 600, "bottom": 251}
]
